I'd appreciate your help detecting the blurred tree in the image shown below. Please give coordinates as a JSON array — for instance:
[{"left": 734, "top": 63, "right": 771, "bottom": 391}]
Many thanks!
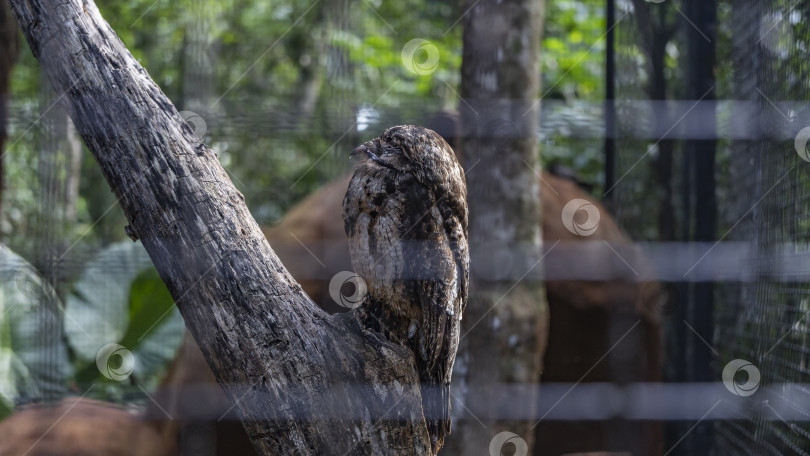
[
  {"left": 0, "top": 0, "right": 18, "bottom": 237},
  {"left": 444, "top": 0, "right": 546, "bottom": 454},
  {"left": 630, "top": 0, "right": 679, "bottom": 241}
]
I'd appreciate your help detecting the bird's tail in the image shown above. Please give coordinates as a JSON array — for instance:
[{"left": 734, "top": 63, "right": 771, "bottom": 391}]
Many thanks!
[{"left": 423, "top": 383, "right": 451, "bottom": 455}]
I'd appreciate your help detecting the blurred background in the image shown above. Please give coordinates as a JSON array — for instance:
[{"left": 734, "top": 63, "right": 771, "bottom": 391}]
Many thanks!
[{"left": 0, "top": 0, "right": 809, "bottom": 455}]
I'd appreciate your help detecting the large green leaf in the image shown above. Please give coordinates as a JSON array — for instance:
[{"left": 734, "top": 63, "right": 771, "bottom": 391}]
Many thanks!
[
  {"left": 124, "top": 267, "right": 185, "bottom": 388},
  {"left": 0, "top": 244, "right": 72, "bottom": 419},
  {"left": 64, "top": 241, "right": 184, "bottom": 388}
]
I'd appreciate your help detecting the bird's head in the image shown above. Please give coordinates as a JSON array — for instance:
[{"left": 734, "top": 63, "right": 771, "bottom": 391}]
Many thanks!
[{"left": 351, "top": 125, "right": 462, "bottom": 188}]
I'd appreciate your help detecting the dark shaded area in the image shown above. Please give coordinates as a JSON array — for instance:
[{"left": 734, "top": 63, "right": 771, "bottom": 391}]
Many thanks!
[{"left": 0, "top": 0, "right": 19, "bottom": 235}]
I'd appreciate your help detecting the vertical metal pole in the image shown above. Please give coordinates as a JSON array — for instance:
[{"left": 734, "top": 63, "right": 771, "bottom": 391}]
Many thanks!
[
  {"left": 604, "top": 0, "right": 616, "bottom": 202},
  {"left": 685, "top": 0, "right": 717, "bottom": 453}
]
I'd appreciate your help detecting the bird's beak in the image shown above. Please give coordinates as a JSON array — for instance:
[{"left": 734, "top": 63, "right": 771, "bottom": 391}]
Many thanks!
[
  {"left": 352, "top": 142, "right": 380, "bottom": 161},
  {"left": 351, "top": 145, "right": 366, "bottom": 157}
]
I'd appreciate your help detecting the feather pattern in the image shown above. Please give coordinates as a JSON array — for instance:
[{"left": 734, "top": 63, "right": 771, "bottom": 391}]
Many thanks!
[{"left": 342, "top": 125, "right": 469, "bottom": 454}]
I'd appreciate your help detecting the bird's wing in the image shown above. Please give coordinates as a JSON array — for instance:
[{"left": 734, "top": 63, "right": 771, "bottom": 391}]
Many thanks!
[
  {"left": 403, "top": 204, "right": 461, "bottom": 374},
  {"left": 409, "top": 209, "right": 466, "bottom": 453}
]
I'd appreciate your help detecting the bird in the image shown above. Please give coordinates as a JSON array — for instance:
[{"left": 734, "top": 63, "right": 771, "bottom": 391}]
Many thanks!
[{"left": 342, "top": 125, "right": 469, "bottom": 454}]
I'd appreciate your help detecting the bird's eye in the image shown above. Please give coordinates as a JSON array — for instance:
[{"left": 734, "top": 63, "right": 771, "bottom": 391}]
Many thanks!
[{"left": 381, "top": 147, "right": 398, "bottom": 155}]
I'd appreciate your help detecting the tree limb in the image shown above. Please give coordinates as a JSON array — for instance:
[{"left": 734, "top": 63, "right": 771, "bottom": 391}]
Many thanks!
[{"left": 9, "top": 1, "right": 430, "bottom": 454}]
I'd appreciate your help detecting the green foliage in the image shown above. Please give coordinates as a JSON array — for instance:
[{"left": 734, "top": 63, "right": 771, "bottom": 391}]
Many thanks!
[
  {"left": 537, "top": 0, "right": 607, "bottom": 189},
  {"left": 0, "top": 241, "right": 181, "bottom": 414},
  {"left": 65, "top": 241, "right": 183, "bottom": 391},
  {"left": 542, "top": 0, "right": 605, "bottom": 101},
  {"left": 0, "top": 0, "right": 613, "bottom": 410},
  {"left": 0, "top": 244, "right": 71, "bottom": 419},
  {"left": 3, "top": 0, "right": 608, "bottom": 241}
]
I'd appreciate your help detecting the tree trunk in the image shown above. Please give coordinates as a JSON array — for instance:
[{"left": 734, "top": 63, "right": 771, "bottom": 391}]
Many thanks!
[
  {"left": 64, "top": 118, "right": 83, "bottom": 224},
  {"left": 630, "top": 0, "right": 676, "bottom": 242},
  {"left": 9, "top": 1, "right": 434, "bottom": 454},
  {"left": 289, "top": 2, "right": 326, "bottom": 122},
  {"left": 34, "top": 85, "right": 82, "bottom": 292},
  {"left": 0, "top": 0, "right": 19, "bottom": 236},
  {"left": 445, "top": 0, "right": 547, "bottom": 454}
]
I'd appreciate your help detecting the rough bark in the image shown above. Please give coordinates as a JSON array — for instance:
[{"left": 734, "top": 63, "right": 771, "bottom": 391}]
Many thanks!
[
  {"left": 446, "top": 0, "right": 547, "bottom": 453},
  {"left": 9, "top": 1, "right": 432, "bottom": 455}
]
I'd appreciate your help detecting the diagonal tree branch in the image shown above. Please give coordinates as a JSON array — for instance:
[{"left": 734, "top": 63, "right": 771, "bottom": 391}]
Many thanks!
[{"left": 8, "top": 1, "right": 429, "bottom": 454}]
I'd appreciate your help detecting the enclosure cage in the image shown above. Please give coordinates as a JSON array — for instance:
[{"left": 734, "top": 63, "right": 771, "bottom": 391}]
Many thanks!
[
  {"left": 610, "top": 0, "right": 810, "bottom": 454},
  {"left": 1, "top": 0, "right": 810, "bottom": 455}
]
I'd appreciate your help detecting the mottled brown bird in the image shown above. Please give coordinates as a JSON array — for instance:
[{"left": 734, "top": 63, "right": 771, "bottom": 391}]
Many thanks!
[{"left": 342, "top": 125, "right": 469, "bottom": 454}]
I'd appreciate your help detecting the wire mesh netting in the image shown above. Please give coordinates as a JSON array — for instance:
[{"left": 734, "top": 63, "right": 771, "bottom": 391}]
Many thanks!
[
  {"left": 611, "top": 0, "right": 810, "bottom": 454},
  {"left": 715, "top": 0, "right": 810, "bottom": 453},
  {"left": 5, "top": 0, "right": 810, "bottom": 454}
]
